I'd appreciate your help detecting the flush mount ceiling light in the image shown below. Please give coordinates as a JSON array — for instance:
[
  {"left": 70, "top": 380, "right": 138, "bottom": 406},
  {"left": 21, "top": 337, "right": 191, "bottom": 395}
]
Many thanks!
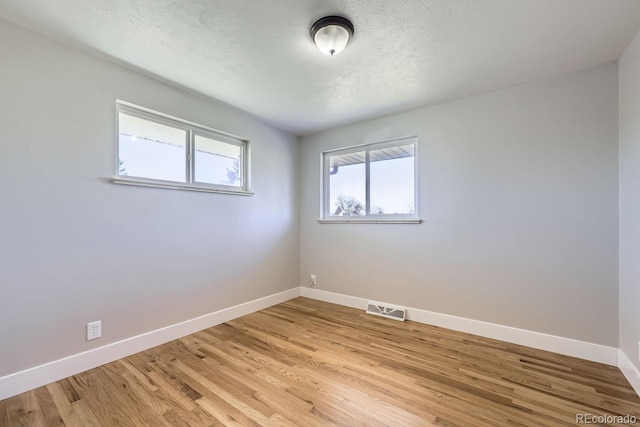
[{"left": 311, "top": 16, "right": 354, "bottom": 56}]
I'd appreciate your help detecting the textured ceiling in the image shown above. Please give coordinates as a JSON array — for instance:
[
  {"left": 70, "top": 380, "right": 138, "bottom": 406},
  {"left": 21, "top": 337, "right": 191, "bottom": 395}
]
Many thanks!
[{"left": 1, "top": 0, "right": 640, "bottom": 135}]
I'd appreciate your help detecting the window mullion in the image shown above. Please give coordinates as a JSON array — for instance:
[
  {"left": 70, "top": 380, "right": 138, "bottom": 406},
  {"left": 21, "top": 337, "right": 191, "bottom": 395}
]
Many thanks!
[
  {"left": 186, "top": 130, "right": 193, "bottom": 183},
  {"left": 365, "top": 149, "right": 371, "bottom": 215}
]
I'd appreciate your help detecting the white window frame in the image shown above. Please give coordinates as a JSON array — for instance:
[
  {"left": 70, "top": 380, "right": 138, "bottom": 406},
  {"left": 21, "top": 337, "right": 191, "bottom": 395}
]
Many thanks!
[
  {"left": 113, "top": 101, "right": 252, "bottom": 195},
  {"left": 320, "top": 136, "right": 421, "bottom": 224}
]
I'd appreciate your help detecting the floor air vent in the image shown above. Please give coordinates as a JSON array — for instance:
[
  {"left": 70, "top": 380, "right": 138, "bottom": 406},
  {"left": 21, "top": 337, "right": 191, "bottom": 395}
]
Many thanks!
[{"left": 365, "top": 301, "right": 407, "bottom": 321}]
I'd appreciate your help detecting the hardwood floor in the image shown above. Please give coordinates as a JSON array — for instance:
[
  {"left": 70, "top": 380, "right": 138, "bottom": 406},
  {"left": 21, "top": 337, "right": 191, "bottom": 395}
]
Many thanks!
[{"left": 1, "top": 297, "right": 639, "bottom": 426}]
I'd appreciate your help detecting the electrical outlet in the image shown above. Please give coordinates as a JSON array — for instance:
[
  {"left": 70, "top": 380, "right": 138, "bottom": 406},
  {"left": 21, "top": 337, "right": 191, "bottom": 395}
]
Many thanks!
[
  {"left": 310, "top": 274, "right": 317, "bottom": 287},
  {"left": 87, "top": 320, "right": 101, "bottom": 341}
]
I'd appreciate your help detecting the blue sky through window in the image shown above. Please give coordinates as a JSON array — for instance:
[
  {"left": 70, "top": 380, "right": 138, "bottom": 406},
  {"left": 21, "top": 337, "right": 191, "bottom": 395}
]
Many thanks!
[
  {"left": 329, "top": 156, "right": 414, "bottom": 215},
  {"left": 119, "top": 135, "right": 238, "bottom": 185}
]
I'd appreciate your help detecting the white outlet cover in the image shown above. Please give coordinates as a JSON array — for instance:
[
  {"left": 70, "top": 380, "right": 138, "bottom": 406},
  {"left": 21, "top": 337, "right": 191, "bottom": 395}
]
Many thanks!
[{"left": 87, "top": 320, "right": 102, "bottom": 341}]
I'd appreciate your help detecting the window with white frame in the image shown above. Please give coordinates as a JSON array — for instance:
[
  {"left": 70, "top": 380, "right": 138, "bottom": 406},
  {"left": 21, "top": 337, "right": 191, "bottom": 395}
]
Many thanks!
[
  {"left": 322, "top": 136, "right": 418, "bottom": 221},
  {"left": 115, "top": 102, "right": 250, "bottom": 194}
]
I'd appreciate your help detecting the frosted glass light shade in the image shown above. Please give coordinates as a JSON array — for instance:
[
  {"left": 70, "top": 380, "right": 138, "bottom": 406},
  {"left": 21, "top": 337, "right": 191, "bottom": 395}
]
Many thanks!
[{"left": 311, "top": 16, "right": 354, "bottom": 56}]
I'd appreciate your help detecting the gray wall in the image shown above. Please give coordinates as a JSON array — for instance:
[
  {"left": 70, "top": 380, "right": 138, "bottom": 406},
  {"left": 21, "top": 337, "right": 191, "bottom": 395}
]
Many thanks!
[
  {"left": 0, "top": 19, "right": 299, "bottom": 377},
  {"left": 619, "top": 27, "right": 640, "bottom": 369},
  {"left": 300, "top": 64, "right": 619, "bottom": 346}
]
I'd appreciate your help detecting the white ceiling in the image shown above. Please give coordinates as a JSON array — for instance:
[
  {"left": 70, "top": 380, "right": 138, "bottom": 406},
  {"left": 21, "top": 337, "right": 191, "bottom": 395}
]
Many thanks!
[{"left": 1, "top": 0, "right": 640, "bottom": 136}]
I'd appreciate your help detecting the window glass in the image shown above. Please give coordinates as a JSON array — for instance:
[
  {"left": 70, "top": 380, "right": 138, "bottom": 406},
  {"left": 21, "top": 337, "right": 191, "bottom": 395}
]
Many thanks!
[
  {"left": 194, "top": 135, "right": 242, "bottom": 187},
  {"left": 370, "top": 143, "right": 415, "bottom": 214},
  {"left": 328, "top": 151, "right": 366, "bottom": 216},
  {"left": 118, "top": 113, "right": 187, "bottom": 182}
]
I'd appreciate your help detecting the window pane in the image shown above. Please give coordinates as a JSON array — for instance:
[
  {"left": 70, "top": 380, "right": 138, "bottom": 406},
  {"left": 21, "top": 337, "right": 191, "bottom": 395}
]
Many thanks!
[
  {"left": 328, "top": 151, "right": 366, "bottom": 216},
  {"left": 118, "top": 113, "right": 187, "bottom": 182},
  {"left": 194, "top": 135, "right": 243, "bottom": 187},
  {"left": 370, "top": 143, "right": 415, "bottom": 214}
]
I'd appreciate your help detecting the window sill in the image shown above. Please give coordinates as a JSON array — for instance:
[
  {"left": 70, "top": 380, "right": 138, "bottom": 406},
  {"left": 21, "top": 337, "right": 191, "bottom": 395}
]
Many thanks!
[
  {"left": 317, "top": 218, "right": 422, "bottom": 224},
  {"left": 112, "top": 177, "right": 254, "bottom": 196}
]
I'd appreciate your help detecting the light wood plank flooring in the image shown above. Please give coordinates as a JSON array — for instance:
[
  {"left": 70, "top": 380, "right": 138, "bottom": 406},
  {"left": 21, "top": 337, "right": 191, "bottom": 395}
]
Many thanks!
[{"left": 1, "top": 297, "right": 639, "bottom": 426}]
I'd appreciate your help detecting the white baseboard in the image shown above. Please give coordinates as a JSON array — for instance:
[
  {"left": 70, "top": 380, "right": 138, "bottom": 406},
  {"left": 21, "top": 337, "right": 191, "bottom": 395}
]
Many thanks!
[
  {"left": 300, "top": 287, "right": 368, "bottom": 308},
  {"left": 0, "top": 287, "right": 301, "bottom": 401},
  {"left": 300, "top": 287, "right": 618, "bottom": 366},
  {"left": 618, "top": 349, "right": 640, "bottom": 396}
]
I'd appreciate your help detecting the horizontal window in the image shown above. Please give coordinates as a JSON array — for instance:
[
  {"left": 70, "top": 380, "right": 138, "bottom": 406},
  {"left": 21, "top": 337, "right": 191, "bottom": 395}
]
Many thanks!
[
  {"left": 322, "top": 136, "right": 419, "bottom": 222},
  {"left": 114, "top": 102, "right": 251, "bottom": 195}
]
